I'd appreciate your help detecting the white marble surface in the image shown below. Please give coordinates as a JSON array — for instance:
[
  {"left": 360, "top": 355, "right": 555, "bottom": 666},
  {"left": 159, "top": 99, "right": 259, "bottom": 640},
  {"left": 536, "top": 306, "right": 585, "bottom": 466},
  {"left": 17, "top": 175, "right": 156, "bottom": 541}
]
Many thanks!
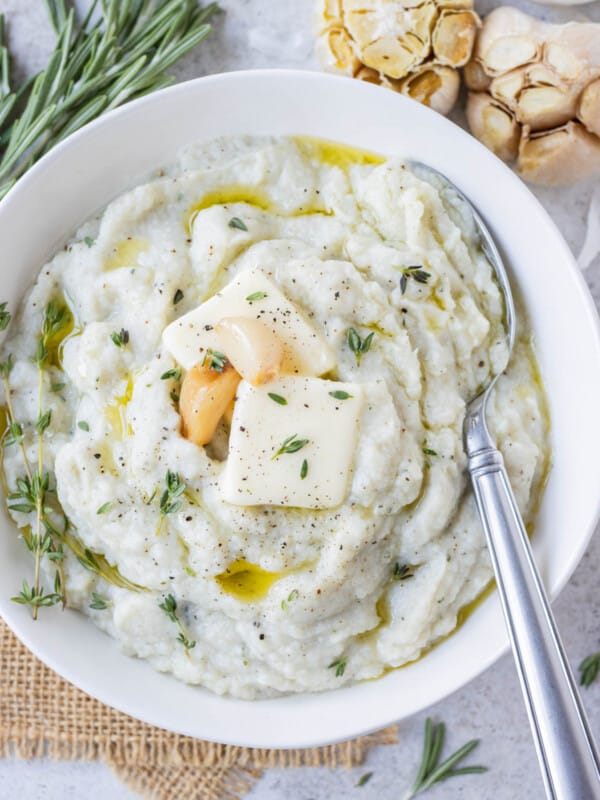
[{"left": 0, "top": 0, "right": 599, "bottom": 797}]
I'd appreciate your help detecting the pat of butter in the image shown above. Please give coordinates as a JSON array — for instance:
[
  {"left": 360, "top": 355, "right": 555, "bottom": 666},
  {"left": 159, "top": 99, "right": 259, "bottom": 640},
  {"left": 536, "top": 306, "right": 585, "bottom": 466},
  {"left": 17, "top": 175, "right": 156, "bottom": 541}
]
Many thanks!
[
  {"left": 162, "top": 268, "right": 335, "bottom": 375},
  {"left": 220, "top": 377, "right": 363, "bottom": 509}
]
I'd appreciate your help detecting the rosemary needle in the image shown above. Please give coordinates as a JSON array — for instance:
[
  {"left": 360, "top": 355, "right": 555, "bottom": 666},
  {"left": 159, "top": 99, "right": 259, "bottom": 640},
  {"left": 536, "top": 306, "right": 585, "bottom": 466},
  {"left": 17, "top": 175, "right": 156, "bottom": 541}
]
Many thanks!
[{"left": 0, "top": 0, "right": 220, "bottom": 198}]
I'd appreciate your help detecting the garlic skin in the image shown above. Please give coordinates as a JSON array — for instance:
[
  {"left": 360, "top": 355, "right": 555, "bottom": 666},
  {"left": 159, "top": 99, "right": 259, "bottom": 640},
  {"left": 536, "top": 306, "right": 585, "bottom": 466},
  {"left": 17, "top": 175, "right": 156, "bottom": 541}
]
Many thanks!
[
  {"left": 315, "top": 0, "right": 480, "bottom": 116},
  {"left": 465, "top": 7, "right": 600, "bottom": 185}
]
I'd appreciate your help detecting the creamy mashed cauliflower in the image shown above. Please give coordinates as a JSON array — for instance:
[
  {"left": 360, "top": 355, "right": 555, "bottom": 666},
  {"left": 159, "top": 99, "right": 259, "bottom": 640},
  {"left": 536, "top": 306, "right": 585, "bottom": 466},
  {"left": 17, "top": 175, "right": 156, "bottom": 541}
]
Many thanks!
[{"left": 1, "top": 136, "right": 549, "bottom": 698}]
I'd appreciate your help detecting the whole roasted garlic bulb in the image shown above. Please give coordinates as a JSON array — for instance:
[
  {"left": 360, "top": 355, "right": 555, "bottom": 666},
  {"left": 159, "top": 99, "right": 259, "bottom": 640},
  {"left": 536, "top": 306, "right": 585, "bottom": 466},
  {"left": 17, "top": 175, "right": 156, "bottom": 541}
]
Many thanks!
[
  {"left": 465, "top": 7, "right": 600, "bottom": 185},
  {"left": 316, "top": 0, "right": 480, "bottom": 116}
]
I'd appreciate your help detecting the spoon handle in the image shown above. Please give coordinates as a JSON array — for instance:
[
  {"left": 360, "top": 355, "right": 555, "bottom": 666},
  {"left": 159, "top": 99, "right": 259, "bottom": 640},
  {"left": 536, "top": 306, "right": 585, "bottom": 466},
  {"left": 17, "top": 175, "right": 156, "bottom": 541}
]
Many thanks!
[{"left": 468, "top": 444, "right": 600, "bottom": 800}]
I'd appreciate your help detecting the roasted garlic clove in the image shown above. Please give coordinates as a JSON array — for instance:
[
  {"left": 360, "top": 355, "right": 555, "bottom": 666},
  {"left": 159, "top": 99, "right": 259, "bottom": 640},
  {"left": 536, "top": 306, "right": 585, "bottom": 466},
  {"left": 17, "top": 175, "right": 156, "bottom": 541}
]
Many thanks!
[
  {"left": 578, "top": 79, "right": 600, "bottom": 138},
  {"left": 465, "top": 7, "right": 600, "bottom": 184},
  {"left": 315, "top": 0, "right": 478, "bottom": 116},
  {"left": 215, "top": 317, "right": 283, "bottom": 387},
  {"left": 432, "top": 10, "right": 479, "bottom": 68},
  {"left": 466, "top": 92, "right": 521, "bottom": 161},
  {"left": 515, "top": 85, "right": 578, "bottom": 131},
  {"left": 315, "top": 25, "right": 360, "bottom": 75},
  {"left": 518, "top": 122, "right": 600, "bottom": 185},
  {"left": 401, "top": 64, "right": 460, "bottom": 115},
  {"left": 463, "top": 59, "right": 491, "bottom": 92},
  {"left": 180, "top": 363, "right": 241, "bottom": 447}
]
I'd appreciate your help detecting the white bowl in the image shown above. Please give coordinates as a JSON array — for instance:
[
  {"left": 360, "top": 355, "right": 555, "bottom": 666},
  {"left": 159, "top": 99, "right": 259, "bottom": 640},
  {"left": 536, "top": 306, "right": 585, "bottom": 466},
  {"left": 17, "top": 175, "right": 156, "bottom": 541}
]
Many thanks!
[{"left": 0, "top": 70, "right": 599, "bottom": 748}]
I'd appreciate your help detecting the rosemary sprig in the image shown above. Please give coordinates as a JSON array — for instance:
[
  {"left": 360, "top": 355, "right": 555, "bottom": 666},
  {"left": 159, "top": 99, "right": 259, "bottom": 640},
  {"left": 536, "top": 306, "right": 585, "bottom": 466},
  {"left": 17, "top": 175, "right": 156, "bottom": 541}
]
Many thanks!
[
  {"left": 155, "top": 469, "right": 185, "bottom": 535},
  {"left": 159, "top": 593, "right": 196, "bottom": 651},
  {"left": 347, "top": 327, "right": 374, "bottom": 366},
  {"left": 272, "top": 434, "right": 309, "bottom": 460},
  {"left": 408, "top": 718, "right": 487, "bottom": 798},
  {"left": 579, "top": 651, "right": 600, "bottom": 688},
  {"left": 0, "top": 1, "right": 220, "bottom": 199}
]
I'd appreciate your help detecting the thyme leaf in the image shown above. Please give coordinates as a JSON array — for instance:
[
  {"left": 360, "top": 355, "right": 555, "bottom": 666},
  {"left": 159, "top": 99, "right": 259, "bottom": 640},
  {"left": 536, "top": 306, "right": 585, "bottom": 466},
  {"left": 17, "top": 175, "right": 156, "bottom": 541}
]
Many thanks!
[
  {"left": 89, "top": 592, "right": 111, "bottom": 610},
  {"left": 329, "top": 390, "right": 353, "bottom": 400},
  {"left": 228, "top": 216, "right": 248, "bottom": 231},
  {"left": 300, "top": 459, "right": 308, "bottom": 480},
  {"left": 161, "top": 368, "right": 181, "bottom": 381},
  {"left": 77, "top": 420, "right": 89, "bottom": 431},
  {"left": 0, "top": 302, "right": 11, "bottom": 331},
  {"left": 96, "top": 502, "right": 112, "bottom": 515},
  {"left": 268, "top": 392, "right": 287, "bottom": 405},
  {"left": 246, "top": 291, "right": 267, "bottom": 302},
  {"left": 408, "top": 718, "right": 487, "bottom": 798}
]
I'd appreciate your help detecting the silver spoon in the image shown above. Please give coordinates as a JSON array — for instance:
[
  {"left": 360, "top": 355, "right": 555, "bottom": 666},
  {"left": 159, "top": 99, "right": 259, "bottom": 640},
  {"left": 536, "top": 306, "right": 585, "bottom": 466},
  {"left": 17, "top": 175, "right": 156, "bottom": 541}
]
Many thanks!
[{"left": 410, "top": 161, "right": 600, "bottom": 800}]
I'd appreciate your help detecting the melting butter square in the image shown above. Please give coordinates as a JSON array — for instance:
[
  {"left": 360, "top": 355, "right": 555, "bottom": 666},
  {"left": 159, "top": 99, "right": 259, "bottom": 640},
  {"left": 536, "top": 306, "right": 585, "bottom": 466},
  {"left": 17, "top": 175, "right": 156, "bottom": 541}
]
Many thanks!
[
  {"left": 162, "top": 268, "right": 335, "bottom": 375},
  {"left": 220, "top": 377, "right": 363, "bottom": 509}
]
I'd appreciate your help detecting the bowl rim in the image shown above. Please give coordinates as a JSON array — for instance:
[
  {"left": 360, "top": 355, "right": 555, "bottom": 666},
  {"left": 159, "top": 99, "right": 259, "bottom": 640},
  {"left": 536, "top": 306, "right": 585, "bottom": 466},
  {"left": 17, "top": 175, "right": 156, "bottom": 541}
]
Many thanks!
[{"left": 1, "top": 68, "right": 600, "bottom": 748}]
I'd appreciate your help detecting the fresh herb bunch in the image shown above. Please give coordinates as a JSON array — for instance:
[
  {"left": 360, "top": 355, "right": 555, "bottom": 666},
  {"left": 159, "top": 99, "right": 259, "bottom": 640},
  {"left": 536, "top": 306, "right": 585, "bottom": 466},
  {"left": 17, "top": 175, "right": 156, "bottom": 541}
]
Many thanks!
[
  {"left": 409, "top": 718, "right": 487, "bottom": 797},
  {"left": 0, "top": 0, "right": 220, "bottom": 199}
]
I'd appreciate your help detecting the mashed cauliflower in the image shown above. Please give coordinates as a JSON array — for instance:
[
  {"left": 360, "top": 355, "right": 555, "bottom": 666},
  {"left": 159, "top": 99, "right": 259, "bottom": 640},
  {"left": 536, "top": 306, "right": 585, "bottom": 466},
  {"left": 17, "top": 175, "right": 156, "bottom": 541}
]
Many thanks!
[{"left": 0, "top": 137, "right": 549, "bottom": 698}]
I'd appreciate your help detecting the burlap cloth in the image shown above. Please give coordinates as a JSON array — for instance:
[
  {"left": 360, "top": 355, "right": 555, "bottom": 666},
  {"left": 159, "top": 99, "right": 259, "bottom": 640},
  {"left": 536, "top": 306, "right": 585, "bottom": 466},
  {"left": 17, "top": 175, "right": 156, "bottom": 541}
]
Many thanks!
[{"left": 0, "top": 621, "right": 397, "bottom": 799}]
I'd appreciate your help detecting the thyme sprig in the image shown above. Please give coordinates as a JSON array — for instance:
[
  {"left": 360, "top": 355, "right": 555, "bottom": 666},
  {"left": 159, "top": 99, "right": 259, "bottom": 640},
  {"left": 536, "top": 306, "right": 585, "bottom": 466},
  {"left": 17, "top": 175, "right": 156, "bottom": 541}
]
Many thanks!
[
  {"left": 272, "top": 434, "right": 309, "bottom": 460},
  {"left": 347, "top": 327, "right": 374, "bottom": 366},
  {"left": 579, "top": 651, "right": 600, "bottom": 688},
  {"left": 408, "top": 718, "right": 487, "bottom": 798},
  {"left": 0, "top": 0, "right": 220, "bottom": 199},
  {"left": 155, "top": 470, "right": 185, "bottom": 535},
  {"left": 202, "top": 348, "right": 227, "bottom": 373},
  {"left": 1, "top": 301, "right": 146, "bottom": 615},
  {"left": 159, "top": 593, "right": 196, "bottom": 652}
]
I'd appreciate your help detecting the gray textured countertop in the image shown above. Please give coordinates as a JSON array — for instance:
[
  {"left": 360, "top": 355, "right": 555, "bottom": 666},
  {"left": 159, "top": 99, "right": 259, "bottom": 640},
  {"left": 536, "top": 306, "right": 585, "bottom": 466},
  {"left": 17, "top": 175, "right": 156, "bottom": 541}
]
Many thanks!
[{"left": 0, "top": 1, "right": 599, "bottom": 798}]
